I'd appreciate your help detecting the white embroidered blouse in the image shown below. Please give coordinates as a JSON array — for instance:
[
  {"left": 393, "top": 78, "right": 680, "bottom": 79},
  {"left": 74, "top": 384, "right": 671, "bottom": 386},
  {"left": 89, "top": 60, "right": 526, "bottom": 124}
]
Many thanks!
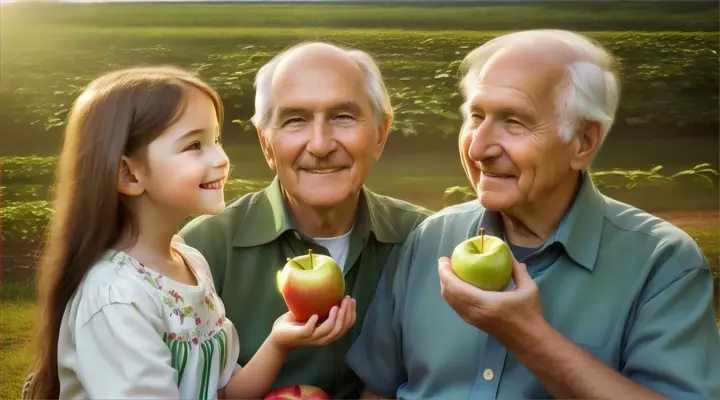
[{"left": 57, "top": 236, "right": 241, "bottom": 400}]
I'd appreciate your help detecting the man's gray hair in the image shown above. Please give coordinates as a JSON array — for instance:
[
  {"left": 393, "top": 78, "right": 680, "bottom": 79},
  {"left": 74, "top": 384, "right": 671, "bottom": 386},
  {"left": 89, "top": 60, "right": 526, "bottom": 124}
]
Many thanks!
[
  {"left": 459, "top": 29, "right": 620, "bottom": 143},
  {"left": 251, "top": 42, "right": 393, "bottom": 136}
]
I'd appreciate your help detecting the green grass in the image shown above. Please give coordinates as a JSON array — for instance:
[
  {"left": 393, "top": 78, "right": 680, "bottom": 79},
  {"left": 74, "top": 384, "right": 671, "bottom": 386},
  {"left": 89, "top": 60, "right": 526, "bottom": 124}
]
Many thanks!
[
  {"left": 0, "top": 282, "right": 36, "bottom": 400},
  {"left": 3, "top": 28, "right": 717, "bottom": 140},
  {"left": 3, "top": 2, "right": 717, "bottom": 31},
  {"left": 1, "top": 3, "right": 718, "bottom": 157}
]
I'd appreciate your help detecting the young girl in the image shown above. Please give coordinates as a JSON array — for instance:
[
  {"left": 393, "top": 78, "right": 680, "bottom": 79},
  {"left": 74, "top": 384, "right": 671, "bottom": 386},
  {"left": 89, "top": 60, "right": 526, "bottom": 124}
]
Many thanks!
[{"left": 25, "top": 65, "right": 356, "bottom": 400}]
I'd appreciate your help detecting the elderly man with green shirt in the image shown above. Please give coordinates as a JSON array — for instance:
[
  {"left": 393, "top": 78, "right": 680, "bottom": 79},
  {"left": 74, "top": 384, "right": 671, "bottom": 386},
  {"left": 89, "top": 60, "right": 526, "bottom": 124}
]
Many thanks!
[
  {"left": 178, "top": 42, "right": 432, "bottom": 399},
  {"left": 347, "top": 29, "right": 720, "bottom": 400}
]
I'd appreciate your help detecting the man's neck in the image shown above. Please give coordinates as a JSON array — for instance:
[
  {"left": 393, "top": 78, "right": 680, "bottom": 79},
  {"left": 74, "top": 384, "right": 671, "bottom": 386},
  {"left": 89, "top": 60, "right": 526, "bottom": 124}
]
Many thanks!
[
  {"left": 283, "top": 190, "right": 360, "bottom": 238},
  {"left": 502, "top": 171, "right": 582, "bottom": 248}
]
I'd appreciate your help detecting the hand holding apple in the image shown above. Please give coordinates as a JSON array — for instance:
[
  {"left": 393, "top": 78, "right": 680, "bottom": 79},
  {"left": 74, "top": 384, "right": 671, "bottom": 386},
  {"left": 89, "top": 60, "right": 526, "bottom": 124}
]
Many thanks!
[
  {"left": 277, "top": 249, "right": 346, "bottom": 322},
  {"left": 268, "top": 296, "right": 356, "bottom": 352},
  {"left": 264, "top": 384, "right": 331, "bottom": 400},
  {"left": 450, "top": 228, "right": 513, "bottom": 291},
  {"left": 438, "top": 241, "right": 546, "bottom": 347}
]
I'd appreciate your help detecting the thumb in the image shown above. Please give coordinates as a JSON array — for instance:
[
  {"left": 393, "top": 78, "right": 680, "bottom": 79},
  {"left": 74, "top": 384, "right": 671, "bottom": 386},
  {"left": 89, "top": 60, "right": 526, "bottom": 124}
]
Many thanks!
[
  {"left": 511, "top": 259, "right": 533, "bottom": 288},
  {"left": 437, "top": 256, "right": 453, "bottom": 288},
  {"left": 438, "top": 256, "right": 452, "bottom": 274}
]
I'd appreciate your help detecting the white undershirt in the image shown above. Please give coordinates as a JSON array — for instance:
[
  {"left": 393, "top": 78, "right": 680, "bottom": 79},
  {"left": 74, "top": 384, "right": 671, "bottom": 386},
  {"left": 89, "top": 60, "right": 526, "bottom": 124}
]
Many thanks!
[{"left": 312, "top": 229, "right": 352, "bottom": 273}]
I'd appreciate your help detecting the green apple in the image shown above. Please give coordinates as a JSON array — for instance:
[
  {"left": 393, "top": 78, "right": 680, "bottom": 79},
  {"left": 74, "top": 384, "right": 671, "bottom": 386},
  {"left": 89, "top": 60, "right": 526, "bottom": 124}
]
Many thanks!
[
  {"left": 276, "top": 250, "right": 345, "bottom": 323},
  {"left": 450, "top": 229, "right": 513, "bottom": 291}
]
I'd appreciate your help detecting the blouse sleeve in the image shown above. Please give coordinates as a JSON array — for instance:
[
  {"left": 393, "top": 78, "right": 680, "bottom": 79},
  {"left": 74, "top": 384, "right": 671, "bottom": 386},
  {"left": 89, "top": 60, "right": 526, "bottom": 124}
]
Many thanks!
[
  {"left": 72, "top": 286, "right": 180, "bottom": 399},
  {"left": 217, "top": 324, "right": 243, "bottom": 390}
]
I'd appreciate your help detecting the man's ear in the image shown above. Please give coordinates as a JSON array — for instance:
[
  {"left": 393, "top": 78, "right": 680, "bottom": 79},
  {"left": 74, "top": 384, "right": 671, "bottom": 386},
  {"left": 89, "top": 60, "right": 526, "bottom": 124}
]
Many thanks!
[
  {"left": 256, "top": 126, "right": 276, "bottom": 172},
  {"left": 371, "top": 116, "right": 392, "bottom": 162},
  {"left": 117, "top": 156, "right": 145, "bottom": 196},
  {"left": 570, "top": 121, "right": 602, "bottom": 171}
]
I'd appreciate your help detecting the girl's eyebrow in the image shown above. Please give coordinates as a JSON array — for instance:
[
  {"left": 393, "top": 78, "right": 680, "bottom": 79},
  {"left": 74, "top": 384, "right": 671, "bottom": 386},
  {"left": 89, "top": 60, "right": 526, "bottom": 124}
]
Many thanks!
[{"left": 175, "top": 128, "right": 204, "bottom": 143}]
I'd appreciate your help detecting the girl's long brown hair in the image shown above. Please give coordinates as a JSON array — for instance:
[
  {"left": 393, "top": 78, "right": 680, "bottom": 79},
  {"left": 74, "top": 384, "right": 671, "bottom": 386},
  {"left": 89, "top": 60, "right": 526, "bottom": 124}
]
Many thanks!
[{"left": 26, "top": 66, "right": 223, "bottom": 399}]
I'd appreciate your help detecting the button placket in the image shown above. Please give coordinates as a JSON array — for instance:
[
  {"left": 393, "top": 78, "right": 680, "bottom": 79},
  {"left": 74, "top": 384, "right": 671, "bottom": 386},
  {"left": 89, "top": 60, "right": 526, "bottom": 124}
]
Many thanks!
[{"left": 469, "top": 336, "right": 507, "bottom": 399}]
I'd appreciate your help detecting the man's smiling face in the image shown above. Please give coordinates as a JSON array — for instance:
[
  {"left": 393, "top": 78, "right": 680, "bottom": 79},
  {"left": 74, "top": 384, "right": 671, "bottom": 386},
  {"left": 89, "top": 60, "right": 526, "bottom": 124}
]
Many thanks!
[
  {"left": 258, "top": 44, "right": 389, "bottom": 209},
  {"left": 459, "top": 41, "right": 584, "bottom": 213}
]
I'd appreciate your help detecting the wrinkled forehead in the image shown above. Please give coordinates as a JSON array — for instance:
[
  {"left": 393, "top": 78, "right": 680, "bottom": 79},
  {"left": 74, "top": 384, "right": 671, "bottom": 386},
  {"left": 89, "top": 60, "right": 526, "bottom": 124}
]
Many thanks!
[
  {"left": 270, "top": 53, "right": 369, "bottom": 111},
  {"left": 465, "top": 41, "right": 581, "bottom": 111}
]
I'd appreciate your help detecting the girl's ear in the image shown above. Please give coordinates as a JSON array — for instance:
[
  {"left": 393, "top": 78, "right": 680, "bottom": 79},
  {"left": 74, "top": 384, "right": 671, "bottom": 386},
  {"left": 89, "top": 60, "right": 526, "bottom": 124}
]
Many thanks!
[{"left": 117, "top": 156, "right": 145, "bottom": 196}]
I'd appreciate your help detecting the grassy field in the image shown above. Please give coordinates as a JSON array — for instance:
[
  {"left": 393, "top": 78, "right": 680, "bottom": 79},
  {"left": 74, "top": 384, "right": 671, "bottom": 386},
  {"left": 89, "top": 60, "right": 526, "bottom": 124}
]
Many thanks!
[
  {"left": 1, "top": 2, "right": 719, "bottom": 155},
  {"left": 0, "top": 283, "right": 36, "bottom": 400},
  {"left": 4, "top": 2, "right": 719, "bottom": 31}
]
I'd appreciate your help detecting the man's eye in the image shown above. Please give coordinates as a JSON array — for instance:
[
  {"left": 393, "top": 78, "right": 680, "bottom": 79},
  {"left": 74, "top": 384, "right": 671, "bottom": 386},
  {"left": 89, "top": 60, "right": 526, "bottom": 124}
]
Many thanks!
[{"left": 282, "top": 117, "right": 304, "bottom": 127}]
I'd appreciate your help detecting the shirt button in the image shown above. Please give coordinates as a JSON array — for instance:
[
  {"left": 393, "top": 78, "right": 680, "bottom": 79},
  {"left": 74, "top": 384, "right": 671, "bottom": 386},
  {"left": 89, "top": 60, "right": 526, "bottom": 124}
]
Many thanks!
[
  {"left": 293, "top": 231, "right": 301, "bottom": 240},
  {"left": 483, "top": 368, "right": 494, "bottom": 381}
]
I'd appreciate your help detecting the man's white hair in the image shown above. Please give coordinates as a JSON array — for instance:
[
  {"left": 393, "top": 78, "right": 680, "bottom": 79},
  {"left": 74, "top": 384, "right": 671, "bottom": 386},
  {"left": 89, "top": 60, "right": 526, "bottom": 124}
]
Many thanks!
[
  {"left": 459, "top": 29, "right": 620, "bottom": 143},
  {"left": 251, "top": 42, "right": 393, "bottom": 137}
]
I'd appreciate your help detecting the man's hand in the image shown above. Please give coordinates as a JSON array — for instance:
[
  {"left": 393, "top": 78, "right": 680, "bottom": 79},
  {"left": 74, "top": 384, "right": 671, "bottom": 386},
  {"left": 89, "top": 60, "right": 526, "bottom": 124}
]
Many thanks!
[
  {"left": 437, "top": 254, "right": 545, "bottom": 347},
  {"left": 437, "top": 255, "right": 667, "bottom": 400}
]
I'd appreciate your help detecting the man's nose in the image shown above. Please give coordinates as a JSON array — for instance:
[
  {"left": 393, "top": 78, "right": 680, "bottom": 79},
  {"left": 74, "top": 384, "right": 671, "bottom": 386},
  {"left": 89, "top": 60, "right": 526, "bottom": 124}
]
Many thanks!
[
  {"left": 467, "top": 119, "right": 502, "bottom": 161},
  {"left": 306, "top": 118, "right": 335, "bottom": 158}
]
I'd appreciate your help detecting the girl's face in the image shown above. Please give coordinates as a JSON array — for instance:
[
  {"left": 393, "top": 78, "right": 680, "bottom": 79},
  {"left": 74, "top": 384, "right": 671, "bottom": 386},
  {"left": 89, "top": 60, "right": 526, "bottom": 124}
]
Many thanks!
[{"left": 126, "top": 86, "right": 230, "bottom": 219}]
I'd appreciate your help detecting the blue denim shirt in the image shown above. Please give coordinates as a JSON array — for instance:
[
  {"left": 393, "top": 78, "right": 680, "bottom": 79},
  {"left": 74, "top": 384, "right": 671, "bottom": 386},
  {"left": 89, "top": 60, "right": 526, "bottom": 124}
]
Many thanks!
[{"left": 346, "top": 172, "right": 720, "bottom": 400}]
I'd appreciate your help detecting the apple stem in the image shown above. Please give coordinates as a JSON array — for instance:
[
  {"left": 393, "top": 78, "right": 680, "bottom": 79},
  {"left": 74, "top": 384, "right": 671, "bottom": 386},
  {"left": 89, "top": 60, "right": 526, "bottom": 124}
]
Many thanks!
[
  {"left": 480, "top": 228, "right": 485, "bottom": 252},
  {"left": 308, "top": 249, "right": 314, "bottom": 269}
]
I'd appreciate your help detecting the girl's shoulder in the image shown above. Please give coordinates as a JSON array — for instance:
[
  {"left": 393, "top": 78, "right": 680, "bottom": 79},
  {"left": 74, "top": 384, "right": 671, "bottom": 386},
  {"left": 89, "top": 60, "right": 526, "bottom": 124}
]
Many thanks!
[
  {"left": 170, "top": 235, "right": 216, "bottom": 286},
  {"left": 68, "top": 250, "right": 166, "bottom": 329}
]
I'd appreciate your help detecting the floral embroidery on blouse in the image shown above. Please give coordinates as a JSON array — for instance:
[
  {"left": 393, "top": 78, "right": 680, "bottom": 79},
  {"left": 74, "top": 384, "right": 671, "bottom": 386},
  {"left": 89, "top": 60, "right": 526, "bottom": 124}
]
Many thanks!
[
  {"left": 116, "top": 251, "right": 227, "bottom": 345},
  {"left": 96, "top": 245, "right": 237, "bottom": 399},
  {"left": 204, "top": 295, "right": 215, "bottom": 311}
]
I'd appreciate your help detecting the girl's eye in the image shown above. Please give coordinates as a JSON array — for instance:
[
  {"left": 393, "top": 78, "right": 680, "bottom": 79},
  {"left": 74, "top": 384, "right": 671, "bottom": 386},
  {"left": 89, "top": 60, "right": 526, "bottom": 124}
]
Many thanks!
[{"left": 184, "top": 141, "right": 201, "bottom": 151}]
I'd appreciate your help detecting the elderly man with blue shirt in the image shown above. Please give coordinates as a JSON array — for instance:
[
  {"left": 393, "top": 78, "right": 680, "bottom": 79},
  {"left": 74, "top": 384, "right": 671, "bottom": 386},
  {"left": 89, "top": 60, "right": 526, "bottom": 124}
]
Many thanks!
[{"left": 347, "top": 29, "right": 720, "bottom": 400}]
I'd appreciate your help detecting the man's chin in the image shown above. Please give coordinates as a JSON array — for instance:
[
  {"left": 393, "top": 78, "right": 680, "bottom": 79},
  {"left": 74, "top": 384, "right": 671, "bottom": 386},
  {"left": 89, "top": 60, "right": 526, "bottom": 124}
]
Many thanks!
[
  {"left": 294, "top": 189, "right": 356, "bottom": 209},
  {"left": 477, "top": 191, "right": 515, "bottom": 212}
]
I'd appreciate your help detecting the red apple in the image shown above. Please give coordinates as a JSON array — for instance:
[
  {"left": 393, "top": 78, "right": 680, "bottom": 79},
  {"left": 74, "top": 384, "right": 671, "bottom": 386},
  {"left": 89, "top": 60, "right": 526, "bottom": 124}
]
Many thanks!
[
  {"left": 276, "top": 250, "right": 345, "bottom": 323},
  {"left": 264, "top": 384, "right": 331, "bottom": 400}
]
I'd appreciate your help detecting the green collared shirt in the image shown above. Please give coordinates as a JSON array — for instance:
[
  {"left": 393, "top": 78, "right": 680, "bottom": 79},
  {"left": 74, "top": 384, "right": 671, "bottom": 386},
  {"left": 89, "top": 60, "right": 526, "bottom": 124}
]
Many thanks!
[
  {"left": 347, "top": 172, "right": 720, "bottom": 400},
  {"left": 178, "top": 177, "right": 432, "bottom": 398}
]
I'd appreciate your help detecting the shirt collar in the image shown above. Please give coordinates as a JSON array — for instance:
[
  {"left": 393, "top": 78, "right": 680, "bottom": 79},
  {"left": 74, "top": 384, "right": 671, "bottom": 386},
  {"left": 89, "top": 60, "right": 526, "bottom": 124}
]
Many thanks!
[
  {"left": 231, "top": 176, "right": 408, "bottom": 247},
  {"left": 552, "top": 170, "right": 605, "bottom": 271},
  {"left": 473, "top": 170, "right": 605, "bottom": 272}
]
